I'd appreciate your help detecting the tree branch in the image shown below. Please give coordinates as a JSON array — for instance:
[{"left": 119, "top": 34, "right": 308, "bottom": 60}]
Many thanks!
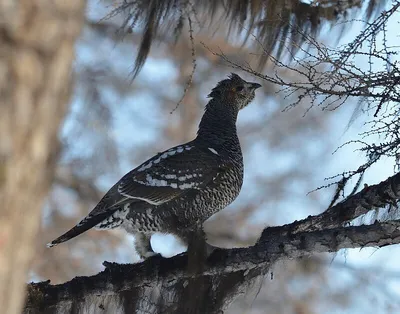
[
  {"left": 24, "top": 173, "right": 400, "bottom": 314},
  {"left": 289, "top": 171, "right": 400, "bottom": 233}
]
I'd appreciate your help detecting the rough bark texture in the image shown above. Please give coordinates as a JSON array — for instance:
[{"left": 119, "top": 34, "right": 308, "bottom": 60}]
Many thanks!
[
  {"left": 24, "top": 173, "right": 400, "bottom": 314},
  {"left": 0, "top": 1, "right": 86, "bottom": 314}
]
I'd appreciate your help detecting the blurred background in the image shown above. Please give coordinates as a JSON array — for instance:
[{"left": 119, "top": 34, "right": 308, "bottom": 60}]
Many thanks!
[{"left": 32, "top": 1, "right": 400, "bottom": 313}]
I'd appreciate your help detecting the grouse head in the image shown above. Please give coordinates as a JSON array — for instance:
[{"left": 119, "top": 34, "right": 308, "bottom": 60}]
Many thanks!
[{"left": 207, "top": 73, "right": 262, "bottom": 110}]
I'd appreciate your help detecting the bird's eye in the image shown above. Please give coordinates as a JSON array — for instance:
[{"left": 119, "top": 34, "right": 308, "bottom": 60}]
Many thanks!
[{"left": 236, "top": 86, "right": 244, "bottom": 92}]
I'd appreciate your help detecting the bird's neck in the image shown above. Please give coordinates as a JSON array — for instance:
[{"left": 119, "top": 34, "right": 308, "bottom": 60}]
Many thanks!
[{"left": 196, "top": 98, "right": 240, "bottom": 147}]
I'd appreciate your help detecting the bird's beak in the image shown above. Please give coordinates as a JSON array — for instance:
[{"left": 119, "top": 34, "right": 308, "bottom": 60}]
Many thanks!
[{"left": 249, "top": 82, "right": 262, "bottom": 90}]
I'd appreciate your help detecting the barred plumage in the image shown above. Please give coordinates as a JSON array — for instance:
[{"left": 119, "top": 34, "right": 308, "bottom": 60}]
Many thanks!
[{"left": 47, "top": 73, "right": 261, "bottom": 259}]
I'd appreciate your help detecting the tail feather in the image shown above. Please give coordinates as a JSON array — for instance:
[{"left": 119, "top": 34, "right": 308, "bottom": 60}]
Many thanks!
[{"left": 47, "top": 209, "right": 118, "bottom": 248}]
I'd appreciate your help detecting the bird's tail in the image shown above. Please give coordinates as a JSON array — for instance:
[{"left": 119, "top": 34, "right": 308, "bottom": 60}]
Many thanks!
[{"left": 47, "top": 209, "right": 119, "bottom": 248}]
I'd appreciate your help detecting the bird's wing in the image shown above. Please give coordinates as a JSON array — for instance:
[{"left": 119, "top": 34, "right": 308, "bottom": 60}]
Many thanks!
[
  {"left": 46, "top": 144, "right": 223, "bottom": 248},
  {"left": 117, "top": 144, "right": 222, "bottom": 205}
]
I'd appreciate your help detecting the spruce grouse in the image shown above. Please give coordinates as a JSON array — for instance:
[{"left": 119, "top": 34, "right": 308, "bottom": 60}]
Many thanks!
[{"left": 47, "top": 73, "right": 261, "bottom": 259}]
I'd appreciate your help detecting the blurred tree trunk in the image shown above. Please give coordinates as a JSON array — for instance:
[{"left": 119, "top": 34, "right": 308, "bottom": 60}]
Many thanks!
[{"left": 0, "top": 1, "right": 86, "bottom": 313}]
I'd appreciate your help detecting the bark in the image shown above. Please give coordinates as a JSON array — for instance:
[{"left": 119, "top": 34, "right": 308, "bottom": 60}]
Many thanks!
[
  {"left": 0, "top": 1, "right": 86, "bottom": 314},
  {"left": 24, "top": 173, "right": 400, "bottom": 314}
]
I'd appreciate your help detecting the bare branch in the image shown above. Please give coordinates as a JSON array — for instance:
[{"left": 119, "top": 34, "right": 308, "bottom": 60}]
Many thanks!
[
  {"left": 209, "top": 1, "right": 400, "bottom": 197},
  {"left": 24, "top": 172, "right": 400, "bottom": 314},
  {"left": 24, "top": 221, "right": 400, "bottom": 313},
  {"left": 292, "top": 172, "right": 400, "bottom": 233}
]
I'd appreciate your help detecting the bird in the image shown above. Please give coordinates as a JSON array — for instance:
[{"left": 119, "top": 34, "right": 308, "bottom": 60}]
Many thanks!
[{"left": 47, "top": 73, "right": 261, "bottom": 259}]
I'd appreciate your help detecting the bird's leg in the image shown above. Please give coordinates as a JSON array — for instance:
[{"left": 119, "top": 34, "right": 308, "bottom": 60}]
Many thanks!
[
  {"left": 185, "top": 226, "right": 210, "bottom": 274},
  {"left": 134, "top": 232, "right": 157, "bottom": 260},
  {"left": 182, "top": 227, "right": 216, "bottom": 313},
  {"left": 187, "top": 226, "right": 217, "bottom": 259}
]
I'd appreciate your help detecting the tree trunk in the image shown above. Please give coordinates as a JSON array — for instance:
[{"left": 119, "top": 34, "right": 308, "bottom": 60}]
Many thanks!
[{"left": 0, "top": 1, "right": 86, "bottom": 313}]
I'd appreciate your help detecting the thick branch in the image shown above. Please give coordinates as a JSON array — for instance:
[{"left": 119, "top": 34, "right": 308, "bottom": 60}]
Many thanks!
[
  {"left": 25, "top": 221, "right": 400, "bottom": 313},
  {"left": 25, "top": 209, "right": 400, "bottom": 313}
]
